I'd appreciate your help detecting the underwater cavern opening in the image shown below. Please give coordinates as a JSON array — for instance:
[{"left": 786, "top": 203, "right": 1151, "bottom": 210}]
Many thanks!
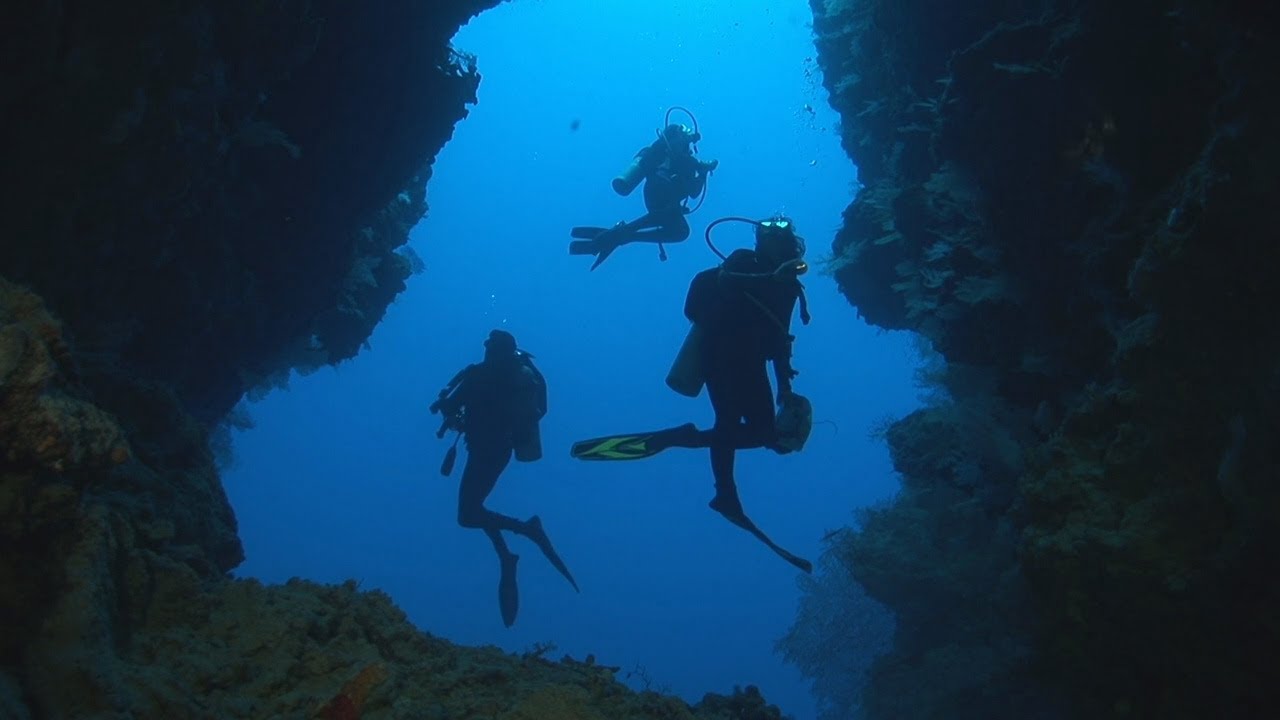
[
  {"left": 221, "top": 1, "right": 919, "bottom": 718},
  {"left": 6, "top": 1, "right": 1274, "bottom": 718}
]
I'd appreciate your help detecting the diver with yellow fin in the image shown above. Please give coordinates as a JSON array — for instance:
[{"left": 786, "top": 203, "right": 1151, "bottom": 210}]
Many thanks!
[
  {"left": 571, "top": 216, "right": 814, "bottom": 572},
  {"left": 431, "top": 330, "right": 578, "bottom": 627},
  {"left": 569, "top": 106, "right": 718, "bottom": 270}
]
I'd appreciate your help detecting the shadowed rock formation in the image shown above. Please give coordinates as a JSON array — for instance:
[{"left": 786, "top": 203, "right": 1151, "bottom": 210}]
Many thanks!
[
  {"left": 792, "top": 0, "right": 1280, "bottom": 717},
  {"left": 0, "top": 2, "right": 790, "bottom": 717}
]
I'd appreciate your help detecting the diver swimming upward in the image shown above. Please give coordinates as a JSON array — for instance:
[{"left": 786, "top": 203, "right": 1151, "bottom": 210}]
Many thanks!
[
  {"left": 430, "top": 330, "right": 578, "bottom": 627},
  {"left": 569, "top": 106, "right": 718, "bottom": 270},
  {"left": 571, "top": 216, "right": 815, "bottom": 572}
]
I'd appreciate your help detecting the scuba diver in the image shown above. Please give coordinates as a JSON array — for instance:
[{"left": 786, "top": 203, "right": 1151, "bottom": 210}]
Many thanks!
[
  {"left": 430, "top": 329, "right": 578, "bottom": 627},
  {"left": 569, "top": 106, "right": 719, "bottom": 271},
  {"left": 570, "top": 216, "right": 815, "bottom": 572}
]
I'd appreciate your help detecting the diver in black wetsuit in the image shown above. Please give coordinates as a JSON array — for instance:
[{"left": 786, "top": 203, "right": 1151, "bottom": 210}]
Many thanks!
[
  {"left": 683, "top": 218, "right": 809, "bottom": 519},
  {"left": 430, "top": 330, "right": 578, "bottom": 627},
  {"left": 569, "top": 110, "right": 718, "bottom": 270},
  {"left": 571, "top": 217, "right": 814, "bottom": 572}
]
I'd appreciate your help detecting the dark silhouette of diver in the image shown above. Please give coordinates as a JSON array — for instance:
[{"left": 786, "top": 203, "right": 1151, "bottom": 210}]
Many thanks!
[
  {"left": 431, "top": 330, "right": 578, "bottom": 627},
  {"left": 571, "top": 217, "right": 814, "bottom": 572},
  {"left": 569, "top": 107, "right": 718, "bottom": 270}
]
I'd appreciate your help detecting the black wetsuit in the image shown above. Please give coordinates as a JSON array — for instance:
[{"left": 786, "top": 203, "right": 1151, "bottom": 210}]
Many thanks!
[
  {"left": 453, "top": 358, "right": 543, "bottom": 555},
  {"left": 619, "top": 140, "right": 713, "bottom": 244},
  {"left": 438, "top": 349, "right": 577, "bottom": 624},
  {"left": 683, "top": 249, "right": 801, "bottom": 504}
]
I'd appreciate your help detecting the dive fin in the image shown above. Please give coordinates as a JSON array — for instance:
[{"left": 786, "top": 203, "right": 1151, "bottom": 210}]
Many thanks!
[
  {"left": 569, "top": 239, "right": 599, "bottom": 255},
  {"left": 709, "top": 496, "right": 813, "bottom": 573},
  {"left": 498, "top": 552, "right": 519, "bottom": 627},
  {"left": 571, "top": 226, "right": 610, "bottom": 239},
  {"left": 524, "top": 515, "right": 579, "bottom": 592},
  {"left": 570, "top": 424, "right": 694, "bottom": 461},
  {"left": 589, "top": 224, "right": 630, "bottom": 270},
  {"left": 571, "top": 432, "right": 658, "bottom": 460},
  {"left": 568, "top": 223, "right": 629, "bottom": 270},
  {"left": 589, "top": 243, "right": 620, "bottom": 271}
]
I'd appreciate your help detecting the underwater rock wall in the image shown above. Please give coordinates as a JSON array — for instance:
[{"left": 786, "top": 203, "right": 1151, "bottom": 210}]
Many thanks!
[
  {"left": 806, "top": 0, "right": 1279, "bottom": 717},
  {"left": 1, "top": 2, "right": 793, "bottom": 716},
  {"left": 2, "top": 2, "right": 776, "bottom": 718},
  {"left": 2, "top": 0, "right": 494, "bottom": 426},
  {"left": 1, "top": 0, "right": 496, "bottom": 601}
]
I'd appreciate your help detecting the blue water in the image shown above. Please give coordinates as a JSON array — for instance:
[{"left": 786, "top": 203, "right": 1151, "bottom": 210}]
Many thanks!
[{"left": 222, "top": 2, "right": 920, "bottom": 717}]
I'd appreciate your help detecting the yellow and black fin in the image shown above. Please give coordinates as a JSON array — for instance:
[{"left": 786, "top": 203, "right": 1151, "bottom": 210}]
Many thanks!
[{"left": 570, "top": 432, "right": 663, "bottom": 461}]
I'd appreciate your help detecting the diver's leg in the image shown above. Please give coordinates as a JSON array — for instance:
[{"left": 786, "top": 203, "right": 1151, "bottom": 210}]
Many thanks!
[
  {"left": 626, "top": 212, "right": 690, "bottom": 244},
  {"left": 706, "top": 363, "right": 773, "bottom": 451},
  {"left": 705, "top": 372, "right": 747, "bottom": 518},
  {"left": 452, "top": 441, "right": 578, "bottom": 591},
  {"left": 456, "top": 444, "right": 522, "bottom": 533},
  {"left": 483, "top": 528, "right": 519, "bottom": 627},
  {"left": 703, "top": 372, "right": 812, "bottom": 572},
  {"left": 645, "top": 422, "right": 710, "bottom": 450},
  {"left": 580, "top": 210, "right": 687, "bottom": 268},
  {"left": 457, "top": 447, "right": 522, "bottom": 626},
  {"left": 572, "top": 210, "right": 686, "bottom": 242},
  {"left": 618, "top": 212, "right": 662, "bottom": 235},
  {"left": 484, "top": 528, "right": 512, "bottom": 555},
  {"left": 739, "top": 363, "right": 778, "bottom": 449},
  {"left": 597, "top": 210, "right": 679, "bottom": 248},
  {"left": 708, "top": 444, "right": 745, "bottom": 517}
]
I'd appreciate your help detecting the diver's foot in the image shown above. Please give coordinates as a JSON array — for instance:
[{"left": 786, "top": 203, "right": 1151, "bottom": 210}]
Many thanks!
[
  {"left": 523, "top": 515, "right": 580, "bottom": 592},
  {"left": 708, "top": 495, "right": 814, "bottom": 573},
  {"left": 498, "top": 553, "right": 519, "bottom": 628},
  {"left": 709, "top": 491, "right": 751, "bottom": 530},
  {"left": 587, "top": 222, "right": 629, "bottom": 271},
  {"left": 647, "top": 422, "right": 700, "bottom": 452},
  {"left": 570, "top": 222, "right": 625, "bottom": 259}
]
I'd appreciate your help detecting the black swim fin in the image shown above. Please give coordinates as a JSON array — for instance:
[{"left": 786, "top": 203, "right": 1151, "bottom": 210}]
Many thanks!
[
  {"left": 523, "top": 515, "right": 579, "bottom": 592},
  {"left": 589, "top": 242, "right": 620, "bottom": 271},
  {"left": 569, "top": 226, "right": 611, "bottom": 256},
  {"left": 709, "top": 496, "right": 813, "bottom": 573},
  {"left": 570, "top": 423, "right": 696, "bottom": 461},
  {"left": 568, "top": 223, "right": 629, "bottom": 270},
  {"left": 569, "top": 239, "right": 599, "bottom": 255},
  {"left": 571, "top": 226, "right": 610, "bottom": 239},
  {"left": 498, "top": 552, "right": 519, "bottom": 627}
]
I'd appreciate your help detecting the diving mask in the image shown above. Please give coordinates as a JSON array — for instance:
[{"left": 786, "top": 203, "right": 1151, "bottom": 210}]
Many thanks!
[
  {"left": 663, "top": 123, "right": 701, "bottom": 146},
  {"left": 755, "top": 217, "right": 807, "bottom": 275}
]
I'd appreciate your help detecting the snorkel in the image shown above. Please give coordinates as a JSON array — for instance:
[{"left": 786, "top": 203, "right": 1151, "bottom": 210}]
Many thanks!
[{"left": 704, "top": 216, "right": 809, "bottom": 278}]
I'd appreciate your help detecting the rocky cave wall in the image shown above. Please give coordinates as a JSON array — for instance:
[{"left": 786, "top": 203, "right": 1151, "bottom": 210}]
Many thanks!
[
  {"left": 1, "top": 2, "right": 790, "bottom": 718},
  {"left": 798, "top": 0, "right": 1279, "bottom": 718}
]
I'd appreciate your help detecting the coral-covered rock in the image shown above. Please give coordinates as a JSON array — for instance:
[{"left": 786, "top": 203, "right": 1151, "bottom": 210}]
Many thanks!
[
  {"left": 22, "top": 567, "right": 786, "bottom": 719},
  {"left": 804, "top": 0, "right": 1280, "bottom": 717},
  {"left": 0, "top": 278, "right": 130, "bottom": 471}
]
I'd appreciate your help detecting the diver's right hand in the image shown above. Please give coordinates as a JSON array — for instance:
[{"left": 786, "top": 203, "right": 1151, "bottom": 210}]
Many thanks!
[{"left": 705, "top": 159, "right": 719, "bottom": 172}]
